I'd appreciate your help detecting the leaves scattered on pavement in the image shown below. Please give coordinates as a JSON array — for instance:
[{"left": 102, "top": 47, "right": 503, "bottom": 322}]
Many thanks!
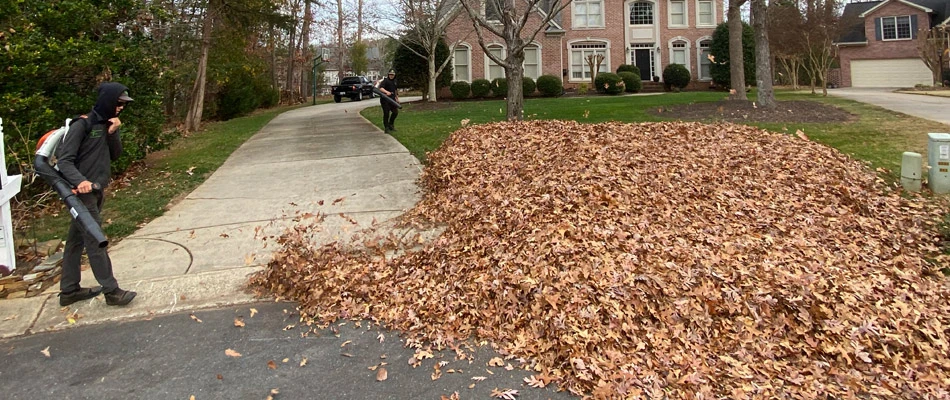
[{"left": 251, "top": 120, "right": 950, "bottom": 398}]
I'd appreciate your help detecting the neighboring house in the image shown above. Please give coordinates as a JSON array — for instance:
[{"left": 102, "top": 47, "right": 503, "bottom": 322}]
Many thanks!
[
  {"left": 836, "top": 0, "right": 950, "bottom": 87},
  {"left": 444, "top": 0, "right": 724, "bottom": 89}
]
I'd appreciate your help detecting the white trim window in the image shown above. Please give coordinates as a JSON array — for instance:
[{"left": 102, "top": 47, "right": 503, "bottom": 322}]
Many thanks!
[
  {"left": 696, "top": 0, "right": 714, "bottom": 26},
  {"left": 523, "top": 45, "right": 541, "bottom": 79},
  {"left": 486, "top": 45, "right": 505, "bottom": 81},
  {"left": 630, "top": 1, "right": 654, "bottom": 25},
  {"left": 670, "top": 39, "right": 688, "bottom": 68},
  {"left": 453, "top": 45, "right": 472, "bottom": 82},
  {"left": 881, "top": 16, "right": 912, "bottom": 40},
  {"left": 570, "top": 41, "right": 609, "bottom": 81},
  {"left": 697, "top": 39, "right": 712, "bottom": 80},
  {"left": 574, "top": 0, "right": 604, "bottom": 28},
  {"left": 668, "top": 0, "right": 687, "bottom": 27}
]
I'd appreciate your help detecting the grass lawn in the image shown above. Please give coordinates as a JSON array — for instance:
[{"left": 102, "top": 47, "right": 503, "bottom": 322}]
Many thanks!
[{"left": 362, "top": 90, "right": 947, "bottom": 180}]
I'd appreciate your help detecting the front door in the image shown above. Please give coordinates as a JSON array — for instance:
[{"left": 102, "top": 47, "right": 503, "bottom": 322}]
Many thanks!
[{"left": 634, "top": 49, "right": 652, "bottom": 80}]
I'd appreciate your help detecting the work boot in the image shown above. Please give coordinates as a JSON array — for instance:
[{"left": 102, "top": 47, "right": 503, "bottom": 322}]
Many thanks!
[
  {"left": 59, "top": 286, "right": 102, "bottom": 306},
  {"left": 104, "top": 288, "right": 136, "bottom": 306},
  {"left": 388, "top": 125, "right": 397, "bottom": 132}
]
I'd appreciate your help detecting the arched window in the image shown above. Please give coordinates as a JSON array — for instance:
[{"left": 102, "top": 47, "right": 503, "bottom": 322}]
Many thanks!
[
  {"left": 697, "top": 39, "right": 712, "bottom": 80},
  {"left": 669, "top": 39, "right": 689, "bottom": 69},
  {"left": 486, "top": 45, "right": 505, "bottom": 81},
  {"left": 453, "top": 44, "right": 472, "bottom": 82},
  {"left": 630, "top": 1, "right": 654, "bottom": 25},
  {"left": 523, "top": 44, "right": 541, "bottom": 79},
  {"left": 569, "top": 40, "right": 609, "bottom": 81}
]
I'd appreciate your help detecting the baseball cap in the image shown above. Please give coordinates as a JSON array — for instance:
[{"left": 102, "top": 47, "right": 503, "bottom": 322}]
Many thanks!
[{"left": 118, "top": 90, "right": 134, "bottom": 102}]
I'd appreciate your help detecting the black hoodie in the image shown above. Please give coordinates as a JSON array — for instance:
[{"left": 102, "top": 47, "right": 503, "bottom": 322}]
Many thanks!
[{"left": 56, "top": 82, "right": 127, "bottom": 190}]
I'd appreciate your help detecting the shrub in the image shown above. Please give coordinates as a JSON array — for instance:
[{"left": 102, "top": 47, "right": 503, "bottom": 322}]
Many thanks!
[
  {"left": 594, "top": 72, "right": 624, "bottom": 95},
  {"left": 450, "top": 81, "right": 471, "bottom": 99},
  {"left": 710, "top": 22, "right": 755, "bottom": 88},
  {"left": 617, "top": 64, "right": 639, "bottom": 75},
  {"left": 471, "top": 79, "right": 492, "bottom": 98},
  {"left": 663, "top": 64, "right": 691, "bottom": 90},
  {"left": 536, "top": 75, "right": 562, "bottom": 97},
  {"left": 618, "top": 72, "right": 642, "bottom": 93},
  {"left": 578, "top": 82, "right": 589, "bottom": 95},
  {"left": 491, "top": 77, "right": 508, "bottom": 97},
  {"left": 522, "top": 77, "right": 536, "bottom": 96}
]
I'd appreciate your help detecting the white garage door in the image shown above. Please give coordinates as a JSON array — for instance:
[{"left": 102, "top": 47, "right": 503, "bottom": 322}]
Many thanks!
[{"left": 851, "top": 59, "right": 933, "bottom": 87}]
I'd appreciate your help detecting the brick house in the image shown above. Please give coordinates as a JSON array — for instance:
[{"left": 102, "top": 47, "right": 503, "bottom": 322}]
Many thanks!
[
  {"left": 836, "top": 0, "right": 950, "bottom": 87},
  {"left": 443, "top": 0, "right": 724, "bottom": 90}
]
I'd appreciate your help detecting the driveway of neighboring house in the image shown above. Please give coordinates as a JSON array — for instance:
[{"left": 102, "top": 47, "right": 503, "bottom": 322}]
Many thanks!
[{"left": 828, "top": 88, "right": 950, "bottom": 127}]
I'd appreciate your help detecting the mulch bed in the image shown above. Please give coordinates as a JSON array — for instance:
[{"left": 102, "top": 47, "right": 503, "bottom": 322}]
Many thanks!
[{"left": 650, "top": 100, "right": 856, "bottom": 123}]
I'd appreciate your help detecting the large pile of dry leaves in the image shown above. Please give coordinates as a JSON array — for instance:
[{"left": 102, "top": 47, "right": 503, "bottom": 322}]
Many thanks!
[{"left": 252, "top": 121, "right": 950, "bottom": 399}]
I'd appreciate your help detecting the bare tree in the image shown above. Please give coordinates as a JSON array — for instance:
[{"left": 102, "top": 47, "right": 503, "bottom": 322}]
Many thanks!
[
  {"left": 768, "top": 0, "right": 805, "bottom": 89},
  {"left": 801, "top": 0, "right": 839, "bottom": 96},
  {"left": 337, "top": 0, "right": 346, "bottom": 81},
  {"left": 727, "top": 0, "right": 748, "bottom": 100},
  {"left": 586, "top": 54, "right": 605, "bottom": 88},
  {"left": 185, "top": 0, "right": 219, "bottom": 133},
  {"left": 375, "top": 0, "right": 468, "bottom": 102},
  {"left": 751, "top": 0, "right": 775, "bottom": 108},
  {"left": 460, "top": 0, "right": 573, "bottom": 120},
  {"left": 918, "top": 26, "right": 949, "bottom": 86}
]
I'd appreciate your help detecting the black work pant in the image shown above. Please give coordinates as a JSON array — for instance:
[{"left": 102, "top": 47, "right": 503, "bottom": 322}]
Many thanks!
[
  {"left": 381, "top": 100, "right": 398, "bottom": 128},
  {"left": 61, "top": 191, "right": 118, "bottom": 293}
]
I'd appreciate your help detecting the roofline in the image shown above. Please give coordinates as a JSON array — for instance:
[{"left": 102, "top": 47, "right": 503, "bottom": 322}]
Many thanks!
[
  {"left": 833, "top": 41, "right": 869, "bottom": 46},
  {"left": 942, "top": 16, "right": 950, "bottom": 25},
  {"left": 858, "top": 0, "right": 933, "bottom": 17}
]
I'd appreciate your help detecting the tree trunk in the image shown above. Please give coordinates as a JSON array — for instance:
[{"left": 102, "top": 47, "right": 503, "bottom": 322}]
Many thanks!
[
  {"left": 751, "top": 0, "right": 775, "bottom": 108},
  {"left": 300, "top": 0, "right": 313, "bottom": 98},
  {"left": 185, "top": 0, "right": 215, "bottom": 133},
  {"left": 727, "top": 0, "right": 747, "bottom": 101},
  {"left": 285, "top": 0, "right": 300, "bottom": 94},
  {"left": 427, "top": 49, "right": 438, "bottom": 102},
  {"left": 337, "top": 0, "right": 345, "bottom": 82},
  {"left": 357, "top": 0, "right": 364, "bottom": 43}
]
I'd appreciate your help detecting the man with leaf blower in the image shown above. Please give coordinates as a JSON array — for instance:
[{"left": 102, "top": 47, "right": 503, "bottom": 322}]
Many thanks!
[{"left": 54, "top": 82, "right": 137, "bottom": 307}]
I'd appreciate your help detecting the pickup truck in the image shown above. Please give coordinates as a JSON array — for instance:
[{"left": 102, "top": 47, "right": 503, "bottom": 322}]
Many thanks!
[{"left": 331, "top": 76, "right": 375, "bottom": 103}]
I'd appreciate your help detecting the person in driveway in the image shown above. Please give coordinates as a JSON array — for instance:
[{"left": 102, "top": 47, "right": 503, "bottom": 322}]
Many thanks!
[
  {"left": 56, "top": 82, "right": 137, "bottom": 307},
  {"left": 377, "top": 69, "right": 399, "bottom": 133}
]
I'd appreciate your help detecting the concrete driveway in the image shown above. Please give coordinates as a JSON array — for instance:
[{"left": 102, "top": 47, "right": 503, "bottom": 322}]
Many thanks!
[{"left": 827, "top": 87, "right": 950, "bottom": 127}]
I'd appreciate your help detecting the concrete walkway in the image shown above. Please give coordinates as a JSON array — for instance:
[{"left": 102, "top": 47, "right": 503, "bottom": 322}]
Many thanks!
[
  {"left": 1, "top": 99, "right": 422, "bottom": 338},
  {"left": 827, "top": 87, "right": 950, "bottom": 127}
]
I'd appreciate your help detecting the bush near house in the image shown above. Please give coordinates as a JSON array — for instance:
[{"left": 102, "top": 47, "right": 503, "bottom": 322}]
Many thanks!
[
  {"left": 522, "top": 77, "right": 537, "bottom": 96},
  {"left": 594, "top": 72, "right": 624, "bottom": 95},
  {"left": 618, "top": 72, "right": 642, "bottom": 93},
  {"left": 536, "top": 75, "right": 562, "bottom": 97},
  {"left": 663, "top": 64, "right": 691, "bottom": 91},
  {"left": 617, "top": 64, "right": 639, "bottom": 75},
  {"left": 471, "top": 79, "right": 492, "bottom": 98},
  {"left": 491, "top": 78, "right": 508, "bottom": 97},
  {"left": 450, "top": 81, "right": 471, "bottom": 99}
]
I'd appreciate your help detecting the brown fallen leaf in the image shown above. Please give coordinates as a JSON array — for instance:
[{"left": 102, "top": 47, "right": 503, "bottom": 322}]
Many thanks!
[
  {"left": 225, "top": 349, "right": 242, "bottom": 357},
  {"left": 234, "top": 317, "right": 245, "bottom": 328},
  {"left": 267, "top": 360, "right": 277, "bottom": 370},
  {"left": 265, "top": 388, "right": 279, "bottom": 400},
  {"left": 488, "top": 357, "right": 504, "bottom": 367},
  {"left": 216, "top": 374, "right": 223, "bottom": 380},
  {"left": 40, "top": 346, "right": 51, "bottom": 358},
  {"left": 190, "top": 314, "right": 202, "bottom": 323},
  {"left": 376, "top": 367, "right": 388, "bottom": 381},
  {"left": 490, "top": 388, "right": 519, "bottom": 399},
  {"left": 249, "top": 308, "right": 258, "bottom": 318},
  {"left": 299, "top": 358, "right": 308, "bottom": 367}
]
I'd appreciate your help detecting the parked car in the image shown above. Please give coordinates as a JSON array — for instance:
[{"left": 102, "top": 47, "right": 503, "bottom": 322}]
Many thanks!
[{"left": 331, "top": 76, "right": 375, "bottom": 103}]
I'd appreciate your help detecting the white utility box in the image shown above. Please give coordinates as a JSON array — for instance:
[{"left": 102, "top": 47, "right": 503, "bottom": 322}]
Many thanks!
[
  {"left": 928, "top": 133, "right": 950, "bottom": 194},
  {"left": 901, "top": 152, "right": 922, "bottom": 192}
]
